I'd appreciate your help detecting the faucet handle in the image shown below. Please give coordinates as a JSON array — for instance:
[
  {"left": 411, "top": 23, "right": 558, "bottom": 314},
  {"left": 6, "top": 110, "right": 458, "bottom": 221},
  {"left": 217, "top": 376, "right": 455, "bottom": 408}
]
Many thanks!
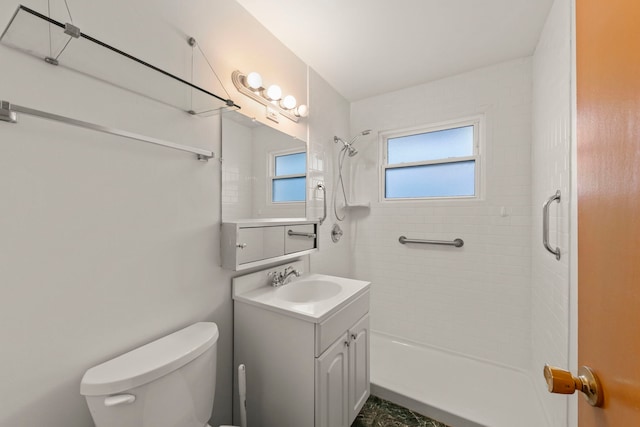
[{"left": 267, "top": 270, "right": 282, "bottom": 285}]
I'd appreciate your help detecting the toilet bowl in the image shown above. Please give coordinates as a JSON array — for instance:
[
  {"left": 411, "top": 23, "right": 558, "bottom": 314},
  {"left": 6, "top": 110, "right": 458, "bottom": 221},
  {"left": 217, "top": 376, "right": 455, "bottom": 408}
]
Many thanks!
[{"left": 80, "top": 322, "right": 220, "bottom": 427}]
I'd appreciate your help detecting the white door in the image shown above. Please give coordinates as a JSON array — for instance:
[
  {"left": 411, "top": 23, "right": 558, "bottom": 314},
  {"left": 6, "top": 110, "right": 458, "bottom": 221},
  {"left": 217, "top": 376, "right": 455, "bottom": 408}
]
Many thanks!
[
  {"left": 348, "top": 315, "right": 370, "bottom": 424},
  {"left": 316, "top": 333, "right": 349, "bottom": 427}
]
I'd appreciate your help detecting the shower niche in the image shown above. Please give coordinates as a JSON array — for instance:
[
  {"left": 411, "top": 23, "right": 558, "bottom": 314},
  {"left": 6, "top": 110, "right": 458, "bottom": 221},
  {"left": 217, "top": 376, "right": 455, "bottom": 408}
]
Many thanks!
[{"left": 221, "top": 111, "right": 317, "bottom": 270}]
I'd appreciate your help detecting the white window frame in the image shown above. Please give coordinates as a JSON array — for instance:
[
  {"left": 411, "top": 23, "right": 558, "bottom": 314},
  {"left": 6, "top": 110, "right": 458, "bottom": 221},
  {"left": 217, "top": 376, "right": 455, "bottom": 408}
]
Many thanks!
[
  {"left": 379, "top": 115, "right": 484, "bottom": 202},
  {"left": 268, "top": 148, "right": 307, "bottom": 205}
]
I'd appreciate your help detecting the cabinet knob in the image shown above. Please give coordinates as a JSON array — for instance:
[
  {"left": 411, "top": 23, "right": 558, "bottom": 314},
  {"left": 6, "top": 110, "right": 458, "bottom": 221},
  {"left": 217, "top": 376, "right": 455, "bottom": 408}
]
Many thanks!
[
  {"left": 236, "top": 243, "right": 247, "bottom": 249},
  {"left": 344, "top": 340, "right": 350, "bottom": 347},
  {"left": 351, "top": 333, "right": 357, "bottom": 340}
]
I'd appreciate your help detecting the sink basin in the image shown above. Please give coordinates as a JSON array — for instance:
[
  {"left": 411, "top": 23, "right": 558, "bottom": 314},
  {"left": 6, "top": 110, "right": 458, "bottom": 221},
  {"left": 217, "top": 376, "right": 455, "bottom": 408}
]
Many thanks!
[{"left": 275, "top": 280, "right": 342, "bottom": 303}]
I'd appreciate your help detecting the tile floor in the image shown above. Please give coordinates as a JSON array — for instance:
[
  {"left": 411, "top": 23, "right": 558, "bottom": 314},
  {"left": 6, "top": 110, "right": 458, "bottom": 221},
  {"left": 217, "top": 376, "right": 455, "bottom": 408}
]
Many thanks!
[{"left": 352, "top": 395, "right": 450, "bottom": 427}]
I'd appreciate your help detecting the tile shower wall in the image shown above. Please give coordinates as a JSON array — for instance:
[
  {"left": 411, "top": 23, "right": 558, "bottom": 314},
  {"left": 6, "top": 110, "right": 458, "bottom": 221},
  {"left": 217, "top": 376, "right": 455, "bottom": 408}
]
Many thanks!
[
  {"left": 531, "top": 0, "right": 572, "bottom": 425},
  {"left": 307, "top": 68, "right": 354, "bottom": 278},
  {"left": 350, "top": 59, "right": 533, "bottom": 369}
]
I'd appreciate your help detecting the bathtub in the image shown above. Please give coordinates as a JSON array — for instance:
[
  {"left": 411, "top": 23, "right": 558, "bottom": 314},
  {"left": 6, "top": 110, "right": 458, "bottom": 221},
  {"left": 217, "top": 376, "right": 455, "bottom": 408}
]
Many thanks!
[{"left": 370, "top": 331, "right": 550, "bottom": 427}]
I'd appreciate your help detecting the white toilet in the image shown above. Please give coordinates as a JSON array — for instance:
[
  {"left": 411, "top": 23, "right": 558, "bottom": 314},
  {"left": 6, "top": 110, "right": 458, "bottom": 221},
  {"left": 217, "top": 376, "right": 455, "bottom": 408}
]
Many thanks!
[{"left": 80, "top": 322, "right": 222, "bottom": 427}]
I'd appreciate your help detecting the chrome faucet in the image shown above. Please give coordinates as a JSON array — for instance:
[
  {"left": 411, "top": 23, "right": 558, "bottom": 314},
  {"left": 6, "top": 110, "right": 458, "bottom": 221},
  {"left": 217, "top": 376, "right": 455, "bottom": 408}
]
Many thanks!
[{"left": 269, "top": 266, "right": 301, "bottom": 287}]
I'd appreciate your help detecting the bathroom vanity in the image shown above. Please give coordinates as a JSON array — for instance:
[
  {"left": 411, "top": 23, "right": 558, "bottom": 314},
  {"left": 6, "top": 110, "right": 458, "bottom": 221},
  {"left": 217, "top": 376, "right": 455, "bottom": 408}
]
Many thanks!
[{"left": 232, "top": 262, "right": 370, "bottom": 427}]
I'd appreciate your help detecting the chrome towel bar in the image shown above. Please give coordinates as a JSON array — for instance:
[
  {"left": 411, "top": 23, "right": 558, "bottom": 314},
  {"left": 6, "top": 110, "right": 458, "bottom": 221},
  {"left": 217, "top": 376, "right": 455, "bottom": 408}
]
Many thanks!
[
  {"left": 0, "top": 100, "right": 215, "bottom": 161},
  {"left": 542, "top": 190, "right": 561, "bottom": 260},
  {"left": 398, "top": 236, "right": 464, "bottom": 248}
]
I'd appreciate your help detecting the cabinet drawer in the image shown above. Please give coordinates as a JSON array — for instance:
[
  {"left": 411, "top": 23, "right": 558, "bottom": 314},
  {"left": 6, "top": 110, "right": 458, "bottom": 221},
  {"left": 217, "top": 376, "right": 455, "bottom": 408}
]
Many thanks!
[
  {"left": 285, "top": 224, "right": 317, "bottom": 254},
  {"left": 315, "top": 291, "right": 370, "bottom": 357},
  {"left": 237, "top": 226, "right": 284, "bottom": 265}
]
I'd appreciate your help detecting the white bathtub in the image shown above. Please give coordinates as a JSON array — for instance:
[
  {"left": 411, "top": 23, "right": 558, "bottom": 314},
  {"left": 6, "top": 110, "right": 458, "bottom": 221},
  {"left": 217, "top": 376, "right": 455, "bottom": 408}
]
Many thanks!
[{"left": 370, "top": 331, "right": 550, "bottom": 427}]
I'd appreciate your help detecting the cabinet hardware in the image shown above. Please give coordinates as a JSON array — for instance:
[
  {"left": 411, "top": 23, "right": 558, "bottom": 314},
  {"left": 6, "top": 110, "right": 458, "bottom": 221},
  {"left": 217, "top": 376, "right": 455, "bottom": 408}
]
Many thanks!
[{"left": 287, "top": 230, "right": 316, "bottom": 238}]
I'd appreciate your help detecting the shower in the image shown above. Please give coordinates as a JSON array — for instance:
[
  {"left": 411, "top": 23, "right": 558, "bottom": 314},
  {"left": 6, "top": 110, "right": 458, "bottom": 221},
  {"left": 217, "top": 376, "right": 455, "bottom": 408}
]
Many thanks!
[{"left": 333, "top": 129, "right": 371, "bottom": 221}]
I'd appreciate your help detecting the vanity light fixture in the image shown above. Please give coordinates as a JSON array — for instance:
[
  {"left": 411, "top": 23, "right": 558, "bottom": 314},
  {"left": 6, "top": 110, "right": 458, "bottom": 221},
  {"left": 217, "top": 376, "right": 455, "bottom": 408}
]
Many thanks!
[
  {"left": 231, "top": 70, "right": 308, "bottom": 122},
  {"left": 245, "top": 72, "right": 263, "bottom": 91}
]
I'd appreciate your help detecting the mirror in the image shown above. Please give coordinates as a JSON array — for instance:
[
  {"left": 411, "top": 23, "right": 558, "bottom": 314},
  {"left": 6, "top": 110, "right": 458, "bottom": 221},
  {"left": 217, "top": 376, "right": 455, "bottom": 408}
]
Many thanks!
[{"left": 221, "top": 111, "right": 307, "bottom": 221}]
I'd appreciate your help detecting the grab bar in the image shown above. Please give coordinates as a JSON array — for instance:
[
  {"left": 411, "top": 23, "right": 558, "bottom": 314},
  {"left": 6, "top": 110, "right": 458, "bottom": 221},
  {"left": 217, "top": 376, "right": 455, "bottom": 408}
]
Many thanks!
[
  {"left": 542, "top": 190, "right": 561, "bottom": 260},
  {"left": 287, "top": 230, "right": 317, "bottom": 239},
  {"left": 317, "top": 182, "right": 327, "bottom": 225},
  {"left": 398, "top": 236, "right": 464, "bottom": 248}
]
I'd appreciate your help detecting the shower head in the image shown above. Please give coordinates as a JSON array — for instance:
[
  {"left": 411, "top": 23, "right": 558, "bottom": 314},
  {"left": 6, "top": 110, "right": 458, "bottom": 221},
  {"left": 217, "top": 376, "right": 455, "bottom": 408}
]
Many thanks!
[{"left": 334, "top": 129, "right": 372, "bottom": 153}]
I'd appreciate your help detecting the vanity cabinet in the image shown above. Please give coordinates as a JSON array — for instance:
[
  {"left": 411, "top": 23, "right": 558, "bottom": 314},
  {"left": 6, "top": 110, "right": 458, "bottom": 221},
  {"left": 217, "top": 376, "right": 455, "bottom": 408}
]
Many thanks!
[
  {"left": 316, "top": 314, "right": 370, "bottom": 427},
  {"left": 233, "top": 288, "right": 370, "bottom": 427},
  {"left": 221, "top": 219, "right": 318, "bottom": 271}
]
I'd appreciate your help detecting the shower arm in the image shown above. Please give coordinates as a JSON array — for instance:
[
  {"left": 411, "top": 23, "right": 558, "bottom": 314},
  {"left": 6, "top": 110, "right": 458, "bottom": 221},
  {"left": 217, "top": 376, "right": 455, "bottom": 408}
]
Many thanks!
[{"left": 317, "top": 183, "right": 327, "bottom": 225}]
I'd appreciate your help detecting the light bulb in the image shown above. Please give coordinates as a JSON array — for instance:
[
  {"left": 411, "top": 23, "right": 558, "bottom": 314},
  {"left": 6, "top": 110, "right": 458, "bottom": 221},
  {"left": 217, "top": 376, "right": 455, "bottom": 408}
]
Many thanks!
[
  {"left": 245, "top": 72, "right": 262, "bottom": 90},
  {"left": 280, "top": 95, "right": 297, "bottom": 110},
  {"left": 266, "top": 84, "right": 282, "bottom": 101},
  {"left": 295, "top": 104, "right": 309, "bottom": 118}
]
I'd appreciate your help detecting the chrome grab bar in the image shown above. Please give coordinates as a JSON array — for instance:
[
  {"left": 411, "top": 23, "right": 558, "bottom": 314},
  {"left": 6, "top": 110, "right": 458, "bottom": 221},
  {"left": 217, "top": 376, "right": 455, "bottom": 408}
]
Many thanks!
[
  {"left": 317, "top": 182, "right": 327, "bottom": 225},
  {"left": 542, "top": 190, "right": 561, "bottom": 260},
  {"left": 287, "top": 230, "right": 317, "bottom": 239},
  {"left": 398, "top": 236, "right": 464, "bottom": 248}
]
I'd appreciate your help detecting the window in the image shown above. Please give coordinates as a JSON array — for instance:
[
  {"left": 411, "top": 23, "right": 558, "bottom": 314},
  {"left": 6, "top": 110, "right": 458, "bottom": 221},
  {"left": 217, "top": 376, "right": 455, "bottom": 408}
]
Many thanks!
[
  {"left": 270, "top": 151, "right": 306, "bottom": 203},
  {"left": 382, "top": 118, "right": 481, "bottom": 200}
]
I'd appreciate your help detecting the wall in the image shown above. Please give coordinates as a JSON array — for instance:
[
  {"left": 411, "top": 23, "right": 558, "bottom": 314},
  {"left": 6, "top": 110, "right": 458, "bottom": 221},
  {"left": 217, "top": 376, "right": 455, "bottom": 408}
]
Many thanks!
[
  {"left": 531, "top": 0, "right": 572, "bottom": 425},
  {"left": 307, "top": 68, "right": 354, "bottom": 278},
  {"left": 350, "top": 59, "right": 533, "bottom": 369},
  {"left": 0, "top": 0, "right": 313, "bottom": 426},
  {"left": 221, "top": 116, "right": 254, "bottom": 220}
]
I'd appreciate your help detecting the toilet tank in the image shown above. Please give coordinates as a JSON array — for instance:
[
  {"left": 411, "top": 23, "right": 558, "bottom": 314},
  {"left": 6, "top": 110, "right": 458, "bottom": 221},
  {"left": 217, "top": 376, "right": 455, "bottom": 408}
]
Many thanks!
[{"left": 80, "top": 322, "right": 219, "bottom": 427}]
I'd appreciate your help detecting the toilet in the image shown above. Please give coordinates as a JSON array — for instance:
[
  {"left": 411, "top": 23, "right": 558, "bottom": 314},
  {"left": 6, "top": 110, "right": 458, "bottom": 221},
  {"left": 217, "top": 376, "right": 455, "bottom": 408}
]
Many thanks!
[{"left": 80, "top": 322, "right": 223, "bottom": 427}]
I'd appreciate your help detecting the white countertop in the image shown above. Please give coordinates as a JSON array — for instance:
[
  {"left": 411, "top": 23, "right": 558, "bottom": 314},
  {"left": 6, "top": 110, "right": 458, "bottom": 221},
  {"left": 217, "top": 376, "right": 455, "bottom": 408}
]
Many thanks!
[{"left": 233, "top": 273, "right": 370, "bottom": 323}]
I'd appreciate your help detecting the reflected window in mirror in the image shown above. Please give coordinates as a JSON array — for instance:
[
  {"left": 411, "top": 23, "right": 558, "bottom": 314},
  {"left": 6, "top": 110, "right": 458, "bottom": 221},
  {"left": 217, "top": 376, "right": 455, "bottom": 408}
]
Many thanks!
[
  {"left": 271, "top": 150, "right": 306, "bottom": 203},
  {"left": 221, "top": 110, "right": 307, "bottom": 221}
]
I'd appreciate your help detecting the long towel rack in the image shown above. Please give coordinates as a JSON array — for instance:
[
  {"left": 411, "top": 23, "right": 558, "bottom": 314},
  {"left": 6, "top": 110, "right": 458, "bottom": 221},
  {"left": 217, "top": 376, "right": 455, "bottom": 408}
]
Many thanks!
[
  {"left": 398, "top": 235, "right": 464, "bottom": 248},
  {"left": 0, "top": 100, "right": 214, "bottom": 161}
]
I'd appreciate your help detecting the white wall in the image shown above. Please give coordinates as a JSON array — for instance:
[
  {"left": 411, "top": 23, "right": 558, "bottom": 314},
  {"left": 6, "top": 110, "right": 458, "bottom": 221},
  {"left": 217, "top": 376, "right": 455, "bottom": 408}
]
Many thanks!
[
  {"left": 0, "top": 0, "right": 318, "bottom": 426},
  {"left": 307, "top": 68, "right": 353, "bottom": 278},
  {"left": 531, "top": 0, "right": 572, "bottom": 425},
  {"left": 222, "top": 117, "right": 254, "bottom": 220},
  {"left": 350, "top": 58, "right": 534, "bottom": 369}
]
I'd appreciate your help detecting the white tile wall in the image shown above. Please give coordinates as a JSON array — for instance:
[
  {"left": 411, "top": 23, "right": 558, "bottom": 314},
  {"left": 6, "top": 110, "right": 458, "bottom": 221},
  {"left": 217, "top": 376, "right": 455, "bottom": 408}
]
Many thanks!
[
  {"left": 307, "top": 68, "right": 354, "bottom": 278},
  {"left": 350, "top": 58, "right": 533, "bottom": 369},
  {"left": 221, "top": 118, "right": 254, "bottom": 220},
  {"left": 531, "top": 0, "right": 572, "bottom": 425}
]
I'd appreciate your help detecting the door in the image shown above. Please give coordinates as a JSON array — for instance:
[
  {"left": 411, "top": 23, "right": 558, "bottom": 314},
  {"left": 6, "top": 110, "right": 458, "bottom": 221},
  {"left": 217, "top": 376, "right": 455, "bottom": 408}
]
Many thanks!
[
  {"left": 577, "top": 0, "right": 640, "bottom": 424},
  {"left": 348, "top": 315, "right": 370, "bottom": 424},
  {"left": 316, "top": 333, "right": 349, "bottom": 427}
]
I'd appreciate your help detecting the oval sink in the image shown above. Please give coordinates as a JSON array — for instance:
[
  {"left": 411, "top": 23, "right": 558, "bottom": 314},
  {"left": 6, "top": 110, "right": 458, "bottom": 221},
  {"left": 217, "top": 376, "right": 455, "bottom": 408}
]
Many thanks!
[{"left": 275, "top": 280, "right": 342, "bottom": 303}]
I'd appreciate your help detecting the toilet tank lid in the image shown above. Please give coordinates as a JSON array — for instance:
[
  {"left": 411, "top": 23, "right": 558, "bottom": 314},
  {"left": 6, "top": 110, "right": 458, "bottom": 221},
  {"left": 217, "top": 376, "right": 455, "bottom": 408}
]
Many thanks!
[{"left": 80, "top": 322, "right": 219, "bottom": 396}]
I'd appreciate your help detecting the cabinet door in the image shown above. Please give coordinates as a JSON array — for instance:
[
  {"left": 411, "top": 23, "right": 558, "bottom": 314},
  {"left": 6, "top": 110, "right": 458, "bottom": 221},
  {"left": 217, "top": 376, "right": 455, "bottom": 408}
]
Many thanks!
[
  {"left": 315, "top": 333, "right": 349, "bottom": 427},
  {"left": 236, "top": 226, "right": 284, "bottom": 265},
  {"left": 349, "top": 315, "right": 370, "bottom": 424}
]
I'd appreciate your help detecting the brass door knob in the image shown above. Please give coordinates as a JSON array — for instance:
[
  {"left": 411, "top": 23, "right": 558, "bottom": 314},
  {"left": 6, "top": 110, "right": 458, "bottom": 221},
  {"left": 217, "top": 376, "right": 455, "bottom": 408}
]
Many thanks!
[{"left": 543, "top": 365, "right": 603, "bottom": 407}]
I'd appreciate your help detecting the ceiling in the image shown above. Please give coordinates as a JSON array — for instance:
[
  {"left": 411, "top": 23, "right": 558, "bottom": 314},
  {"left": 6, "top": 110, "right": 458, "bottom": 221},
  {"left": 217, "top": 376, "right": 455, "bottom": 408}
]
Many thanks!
[{"left": 235, "top": 0, "right": 554, "bottom": 101}]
